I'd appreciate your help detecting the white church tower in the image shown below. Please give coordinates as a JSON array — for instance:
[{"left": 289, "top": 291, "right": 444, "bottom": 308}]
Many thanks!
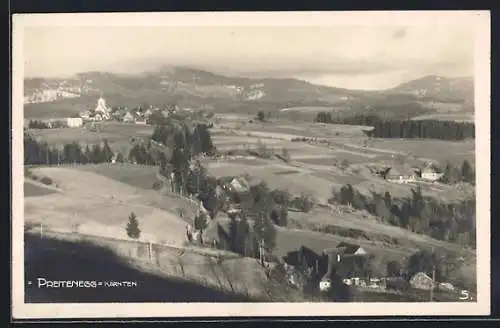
[{"left": 94, "top": 95, "right": 110, "bottom": 120}]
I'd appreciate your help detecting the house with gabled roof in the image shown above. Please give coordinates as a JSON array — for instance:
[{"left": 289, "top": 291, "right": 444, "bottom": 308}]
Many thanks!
[
  {"left": 386, "top": 165, "right": 418, "bottom": 184},
  {"left": 420, "top": 164, "right": 444, "bottom": 182},
  {"left": 335, "top": 242, "right": 369, "bottom": 257},
  {"left": 123, "top": 111, "right": 135, "bottom": 123},
  {"left": 218, "top": 175, "right": 251, "bottom": 193},
  {"left": 409, "top": 272, "right": 435, "bottom": 290}
]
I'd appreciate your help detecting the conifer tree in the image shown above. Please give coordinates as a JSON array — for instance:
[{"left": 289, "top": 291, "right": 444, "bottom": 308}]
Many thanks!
[{"left": 126, "top": 212, "right": 141, "bottom": 239}]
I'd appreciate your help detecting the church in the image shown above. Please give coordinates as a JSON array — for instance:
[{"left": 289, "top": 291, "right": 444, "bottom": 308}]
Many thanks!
[{"left": 93, "top": 96, "right": 111, "bottom": 121}]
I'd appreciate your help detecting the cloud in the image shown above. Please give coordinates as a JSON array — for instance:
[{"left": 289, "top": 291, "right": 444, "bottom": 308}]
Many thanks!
[{"left": 23, "top": 25, "right": 474, "bottom": 89}]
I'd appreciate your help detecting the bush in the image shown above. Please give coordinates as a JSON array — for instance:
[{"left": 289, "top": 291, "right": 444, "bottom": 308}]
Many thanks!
[
  {"left": 292, "top": 194, "right": 314, "bottom": 213},
  {"left": 40, "top": 176, "right": 53, "bottom": 185},
  {"left": 152, "top": 180, "right": 163, "bottom": 190}
]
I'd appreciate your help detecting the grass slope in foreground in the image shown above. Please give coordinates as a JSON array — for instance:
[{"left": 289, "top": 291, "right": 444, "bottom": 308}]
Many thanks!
[{"left": 24, "top": 233, "right": 254, "bottom": 303}]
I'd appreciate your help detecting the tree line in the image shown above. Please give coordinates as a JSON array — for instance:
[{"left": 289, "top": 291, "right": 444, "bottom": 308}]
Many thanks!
[
  {"left": 441, "top": 160, "right": 476, "bottom": 185},
  {"left": 314, "top": 112, "right": 475, "bottom": 141},
  {"left": 213, "top": 183, "right": 318, "bottom": 260},
  {"left": 330, "top": 185, "right": 476, "bottom": 249},
  {"left": 24, "top": 133, "right": 116, "bottom": 165},
  {"left": 27, "top": 119, "right": 67, "bottom": 129}
]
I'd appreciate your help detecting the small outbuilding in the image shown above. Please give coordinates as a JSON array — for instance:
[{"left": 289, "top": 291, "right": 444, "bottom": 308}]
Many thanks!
[{"left": 409, "top": 272, "right": 435, "bottom": 290}]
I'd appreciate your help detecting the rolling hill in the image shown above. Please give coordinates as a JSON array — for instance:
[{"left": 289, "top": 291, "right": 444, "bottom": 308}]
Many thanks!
[{"left": 23, "top": 66, "right": 474, "bottom": 119}]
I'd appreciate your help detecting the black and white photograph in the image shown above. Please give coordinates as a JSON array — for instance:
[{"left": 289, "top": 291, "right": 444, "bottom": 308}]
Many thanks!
[{"left": 12, "top": 11, "right": 490, "bottom": 319}]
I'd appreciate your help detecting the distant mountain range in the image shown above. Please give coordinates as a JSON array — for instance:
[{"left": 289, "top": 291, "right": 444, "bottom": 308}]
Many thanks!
[{"left": 23, "top": 66, "right": 474, "bottom": 119}]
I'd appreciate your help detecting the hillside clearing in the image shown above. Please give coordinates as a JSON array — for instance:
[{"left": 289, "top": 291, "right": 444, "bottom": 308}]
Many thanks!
[
  {"left": 24, "top": 167, "right": 189, "bottom": 245},
  {"left": 78, "top": 164, "right": 159, "bottom": 190},
  {"left": 24, "top": 181, "right": 56, "bottom": 197}
]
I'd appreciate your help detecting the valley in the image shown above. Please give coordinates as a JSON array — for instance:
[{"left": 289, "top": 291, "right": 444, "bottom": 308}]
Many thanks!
[{"left": 21, "top": 67, "right": 477, "bottom": 303}]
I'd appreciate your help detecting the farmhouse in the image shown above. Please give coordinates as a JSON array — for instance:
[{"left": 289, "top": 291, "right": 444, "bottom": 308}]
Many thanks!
[
  {"left": 409, "top": 272, "right": 435, "bottom": 290},
  {"left": 386, "top": 166, "right": 418, "bottom": 184},
  {"left": 281, "top": 241, "right": 371, "bottom": 292},
  {"left": 229, "top": 177, "right": 250, "bottom": 193},
  {"left": 79, "top": 110, "right": 91, "bottom": 120},
  {"left": 336, "top": 242, "right": 368, "bottom": 257},
  {"left": 420, "top": 165, "right": 444, "bottom": 182},
  {"left": 123, "top": 112, "right": 135, "bottom": 123},
  {"left": 219, "top": 176, "right": 251, "bottom": 193},
  {"left": 144, "top": 108, "right": 153, "bottom": 119}
]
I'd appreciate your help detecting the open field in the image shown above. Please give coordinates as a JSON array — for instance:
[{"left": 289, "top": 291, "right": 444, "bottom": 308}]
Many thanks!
[
  {"left": 205, "top": 154, "right": 474, "bottom": 204},
  {"left": 24, "top": 181, "right": 56, "bottom": 197},
  {"left": 214, "top": 119, "right": 371, "bottom": 139},
  {"left": 279, "top": 106, "right": 340, "bottom": 113},
  {"left": 288, "top": 206, "right": 474, "bottom": 256},
  {"left": 212, "top": 113, "right": 474, "bottom": 166},
  {"left": 363, "top": 139, "right": 475, "bottom": 165},
  {"left": 411, "top": 112, "right": 475, "bottom": 122},
  {"left": 24, "top": 99, "right": 92, "bottom": 119},
  {"left": 24, "top": 167, "right": 191, "bottom": 245},
  {"left": 78, "top": 164, "right": 159, "bottom": 190}
]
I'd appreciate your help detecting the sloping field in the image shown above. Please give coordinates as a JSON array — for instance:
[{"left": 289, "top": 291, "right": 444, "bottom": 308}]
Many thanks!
[
  {"left": 205, "top": 160, "right": 336, "bottom": 200},
  {"left": 411, "top": 112, "right": 475, "bottom": 122},
  {"left": 24, "top": 181, "right": 56, "bottom": 197},
  {"left": 279, "top": 106, "right": 334, "bottom": 112},
  {"left": 78, "top": 164, "right": 159, "bottom": 190},
  {"left": 24, "top": 167, "right": 189, "bottom": 245},
  {"left": 210, "top": 218, "right": 408, "bottom": 262},
  {"left": 289, "top": 207, "right": 474, "bottom": 257},
  {"left": 234, "top": 122, "right": 371, "bottom": 138},
  {"left": 24, "top": 233, "right": 253, "bottom": 303},
  {"left": 365, "top": 139, "right": 475, "bottom": 165}
]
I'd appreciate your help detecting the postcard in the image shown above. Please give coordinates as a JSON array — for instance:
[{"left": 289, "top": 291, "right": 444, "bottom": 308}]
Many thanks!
[{"left": 11, "top": 10, "right": 490, "bottom": 319}]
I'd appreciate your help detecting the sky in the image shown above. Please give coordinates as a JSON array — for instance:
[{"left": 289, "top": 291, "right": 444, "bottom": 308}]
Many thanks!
[{"left": 23, "top": 25, "right": 474, "bottom": 90}]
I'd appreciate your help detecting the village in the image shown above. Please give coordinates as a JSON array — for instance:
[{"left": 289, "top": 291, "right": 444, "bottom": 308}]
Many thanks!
[{"left": 24, "top": 95, "right": 209, "bottom": 130}]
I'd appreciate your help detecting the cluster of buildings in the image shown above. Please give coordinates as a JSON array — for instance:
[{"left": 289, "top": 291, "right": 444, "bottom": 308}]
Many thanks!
[
  {"left": 281, "top": 242, "right": 465, "bottom": 298},
  {"left": 78, "top": 97, "right": 176, "bottom": 124},
  {"left": 375, "top": 163, "right": 444, "bottom": 184}
]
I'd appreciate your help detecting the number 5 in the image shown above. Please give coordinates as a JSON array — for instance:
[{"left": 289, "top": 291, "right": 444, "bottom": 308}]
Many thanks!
[{"left": 459, "top": 290, "right": 469, "bottom": 300}]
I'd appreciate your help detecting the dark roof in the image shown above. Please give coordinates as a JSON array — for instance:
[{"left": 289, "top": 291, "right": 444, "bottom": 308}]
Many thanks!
[
  {"left": 218, "top": 176, "right": 235, "bottom": 186},
  {"left": 336, "top": 242, "right": 362, "bottom": 255},
  {"left": 283, "top": 246, "right": 323, "bottom": 267},
  {"left": 386, "top": 165, "right": 418, "bottom": 177}
]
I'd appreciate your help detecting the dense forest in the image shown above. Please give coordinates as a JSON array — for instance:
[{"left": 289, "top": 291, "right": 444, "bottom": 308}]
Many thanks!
[
  {"left": 314, "top": 112, "right": 475, "bottom": 140},
  {"left": 329, "top": 185, "right": 476, "bottom": 249},
  {"left": 24, "top": 133, "right": 116, "bottom": 165}
]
